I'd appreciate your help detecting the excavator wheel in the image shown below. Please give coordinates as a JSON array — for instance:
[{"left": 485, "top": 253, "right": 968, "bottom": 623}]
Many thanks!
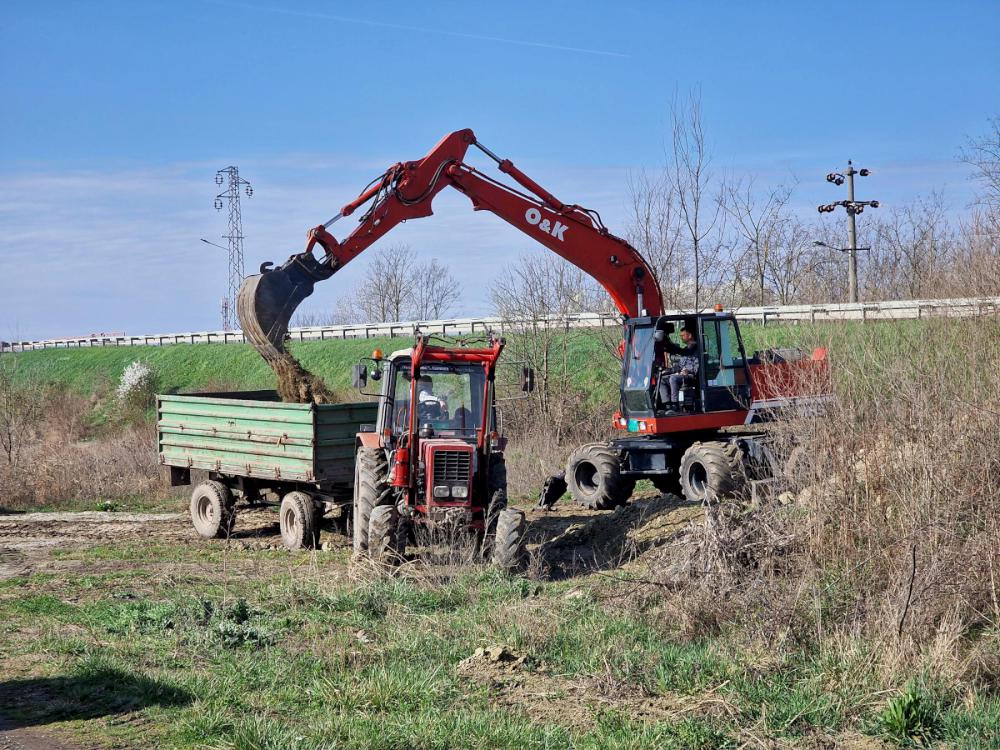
[
  {"left": 678, "top": 441, "right": 746, "bottom": 504},
  {"left": 352, "top": 447, "right": 392, "bottom": 556},
  {"left": 565, "top": 443, "right": 635, "bottom": 510}
]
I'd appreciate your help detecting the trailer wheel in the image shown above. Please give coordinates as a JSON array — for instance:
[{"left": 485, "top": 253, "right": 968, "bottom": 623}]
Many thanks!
[
  {"left": 368, "top": 504, "right": 403, "bottom": 564},
  {"left": 491, "top": 508, "right": 526, "bottom": 570},
  {"left": 679, "top": 441, "right": 746, "bottom": 504},
  {"left": 565, "top": 443, "right": 635, "bottom": 510},
  {"left": 353, "top": 447, "right": 391, "bottom": 555},
  {"left": 279, "top": 491, "right": 320, "bottom": 550},
  {"left": 189, "top": 481, "right": 235, "bottom": 539}
]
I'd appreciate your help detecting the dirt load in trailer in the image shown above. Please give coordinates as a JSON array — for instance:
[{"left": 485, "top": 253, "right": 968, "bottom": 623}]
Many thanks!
[{"left": 157, "top": 390, "right": 377, "bottom": 550}]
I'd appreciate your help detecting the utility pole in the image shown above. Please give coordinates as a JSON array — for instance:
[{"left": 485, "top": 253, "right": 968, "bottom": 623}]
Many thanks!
[
  {"left": 818, "top": 162, "right": 879, "bottom": 303},
  {"left": 212, "top": 167, "right": 253, "bottom": 330}
]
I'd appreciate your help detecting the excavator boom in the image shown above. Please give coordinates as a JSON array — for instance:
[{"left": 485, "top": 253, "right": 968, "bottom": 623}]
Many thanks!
[{"left": 237, "top": 129, "right": 662, "bottom": 358}]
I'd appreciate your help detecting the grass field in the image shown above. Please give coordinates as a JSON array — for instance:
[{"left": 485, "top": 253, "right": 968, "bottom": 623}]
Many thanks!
[
  {"left": 2, "top": 508, "right": 996, "bottom": 750},
  {"left": 4, "top": 317, "right": 998, "bottom": 749},
  {"left": 8, "top": 322, "right": 806, "bottom": 399}
]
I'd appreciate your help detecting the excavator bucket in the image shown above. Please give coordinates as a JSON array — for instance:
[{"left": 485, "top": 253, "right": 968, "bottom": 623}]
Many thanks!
[{"left": 237, "top": 252, "right": 336, "bottom": 361}]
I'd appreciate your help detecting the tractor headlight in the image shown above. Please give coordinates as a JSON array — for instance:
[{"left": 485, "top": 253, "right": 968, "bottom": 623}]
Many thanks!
[
  {"left": 451, "top": 485, "right": 468, "bottom": 499},
  {"left": 433, "top": 485, "right": 450, "bottom": 498}
]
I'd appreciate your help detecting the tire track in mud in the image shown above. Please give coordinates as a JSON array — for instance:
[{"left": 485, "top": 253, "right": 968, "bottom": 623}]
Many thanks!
[{"left": 0, "top": 512, "right": 183, "bottom": 580}]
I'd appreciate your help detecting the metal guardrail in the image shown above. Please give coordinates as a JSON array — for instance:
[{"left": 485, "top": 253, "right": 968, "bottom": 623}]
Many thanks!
[{"left": 3, "top": 297, "right": 999, "bottom": 353}]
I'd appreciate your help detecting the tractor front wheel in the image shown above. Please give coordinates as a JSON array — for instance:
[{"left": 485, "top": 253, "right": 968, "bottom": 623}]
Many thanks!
[
  {"left": 565, "top": 443, "right": 635, "bottom": 510},
  {"left": 678, "top": 441, "right": 745, "bottom": 503},
  {"left": 353, "top": 447, "right": 391, "bottom": 556},
  {"left": 491, "top": 508, "right": 526, "bottom": 570},
  {"left": 368, "top": 504, "right": 403, "bottom": 564}
]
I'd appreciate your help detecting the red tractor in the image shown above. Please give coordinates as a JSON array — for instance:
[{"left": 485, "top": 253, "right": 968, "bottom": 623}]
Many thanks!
[
  {"left": 238, "top": 129, "right": 831, "bottom": 513},
  {"left": 349, "top": 334, "right": 530, "bottom": 566}
]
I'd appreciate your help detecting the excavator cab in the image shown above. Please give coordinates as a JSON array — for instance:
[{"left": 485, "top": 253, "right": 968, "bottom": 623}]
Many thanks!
[{"left": 620, "top": 311, "right": 752, "bottom": 423}]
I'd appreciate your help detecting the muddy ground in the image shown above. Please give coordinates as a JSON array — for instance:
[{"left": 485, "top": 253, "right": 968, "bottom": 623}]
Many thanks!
[{"left": 0, "top": 493, "right": 700, "bottom": 583}]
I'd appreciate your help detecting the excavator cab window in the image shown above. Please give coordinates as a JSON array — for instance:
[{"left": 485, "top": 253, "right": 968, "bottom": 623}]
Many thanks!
[
  {"left": 699, "top": 316, "right": 751, "bottom": 412},
  {"left": 622, "top": 320, "right": 657, "bottom": 417}
]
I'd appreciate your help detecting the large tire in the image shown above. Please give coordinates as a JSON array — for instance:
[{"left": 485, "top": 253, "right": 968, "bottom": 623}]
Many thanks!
[
  {"left": 679, "top": 441, "right": 746, "bottom": 504},
  {"left": 491, "top": 508, "right": 526, "bottom": 570},
  {"left": 353, "top": 447, "right": 391, "bottom": 555},
  {"left": 565, "top": 443, "right": 635, "bottom": 510},
  {"left": 279, "top": 491, "right": 320, "bottom": 550},
  {"left": 190, "top": 481, "right": 234, "bottom": 539},
  {"left": 368, "top": 504, "right": 403, "bottom": 564},
  {"left": 484, "top": 455, "right": 508, "bottom": 544}
]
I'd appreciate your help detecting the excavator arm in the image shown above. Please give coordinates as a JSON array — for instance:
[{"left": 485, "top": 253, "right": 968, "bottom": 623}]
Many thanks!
[{"left": 238, "top": 129, "right": 663, "bottom": 359}]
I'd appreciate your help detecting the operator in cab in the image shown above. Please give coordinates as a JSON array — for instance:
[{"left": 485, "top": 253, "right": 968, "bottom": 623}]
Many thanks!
[
  {"left": 416, "top": 376, "right": 449, "bottom": 421},
  {"left": 658, "top": 325, "right": 699, "bottom": 414}
]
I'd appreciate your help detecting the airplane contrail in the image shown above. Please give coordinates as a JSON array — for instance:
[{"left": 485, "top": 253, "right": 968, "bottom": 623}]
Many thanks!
[{"left": 202, "top": 0, "right": 630, "bottom": 59}]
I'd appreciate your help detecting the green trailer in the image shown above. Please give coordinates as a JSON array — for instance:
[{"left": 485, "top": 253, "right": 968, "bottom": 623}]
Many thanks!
[{"left": 157, "top": 390, "right": 377, "bottom": 549}]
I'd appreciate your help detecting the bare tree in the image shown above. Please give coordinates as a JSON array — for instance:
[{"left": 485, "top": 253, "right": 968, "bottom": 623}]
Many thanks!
[
  {"left": 352, "top": 244, "right": 418, "bottom": 322},
  {"left": 491, "top": 254, "right": 609, "bottom": 420},
  {"left": 962, "top": 115, "right": 1000, "bottom": 209},
  {"left": 723, "top": 178, "right": 794, "bottom": 305},
  {"left": 296, "top": 246, "right": 462, "bottom": 325},
  {"left": 669, "top": 90, "right": 728, "bottom": 309},
  {"left": 410, "top": 258, "right": 461, "bottom": 320},
  {"left": 625, "top": 169, "right": 685, "bottom": 306}
]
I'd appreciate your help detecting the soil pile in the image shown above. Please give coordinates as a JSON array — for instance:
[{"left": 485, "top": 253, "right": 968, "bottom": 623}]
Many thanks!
[{"left": 270, "top": 352, "right": 348, "bottom": 405}]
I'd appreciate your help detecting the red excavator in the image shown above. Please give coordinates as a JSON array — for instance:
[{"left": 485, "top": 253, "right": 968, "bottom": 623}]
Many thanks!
[{"left": 238, "top": 129, "right": 831, "bottom": 509}]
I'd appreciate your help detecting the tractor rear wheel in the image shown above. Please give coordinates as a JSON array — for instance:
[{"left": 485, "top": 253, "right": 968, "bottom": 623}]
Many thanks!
[
  {"left": 368, "top": 504, "right": 403, "bottom": 564},
  {"left": 679, "top": 441, "right": 746, "bottom": 503},
  {"left": 566, "top": 443, "right": 635, "bottom": 510},
  {"left": 189, "top": 481, "right": 235, "bottom": 539},
  {"left": 491, "top": 508, "right": 526, "bottom": 570},
  {"left": 353, "top": 447, "right": 391, "bottom": 555},
  {"left": 279, "top": 491, "right": 320, "bottom": 550}
]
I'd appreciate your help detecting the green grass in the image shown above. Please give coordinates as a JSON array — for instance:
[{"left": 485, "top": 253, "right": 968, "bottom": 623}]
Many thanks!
[
  {"left": 2, "top": 555, "right": 997, "bottom": 750},
  {"left": 8, "top": 323, "right": 811, "bottom": 399}
]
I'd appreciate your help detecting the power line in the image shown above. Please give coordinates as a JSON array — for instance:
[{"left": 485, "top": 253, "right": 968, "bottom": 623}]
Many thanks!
[{"left": 212, "top": 167, "right": 253, "bottom": 330}]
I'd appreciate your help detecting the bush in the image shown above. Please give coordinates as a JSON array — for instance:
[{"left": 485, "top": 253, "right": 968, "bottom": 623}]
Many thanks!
[{"left": 116, "top": 360, "right": 157, "bottom": 420}]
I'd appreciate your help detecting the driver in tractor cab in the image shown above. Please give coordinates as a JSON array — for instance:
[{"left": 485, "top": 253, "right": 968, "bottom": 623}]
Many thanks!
[
  {"left": 657, "top": 325, "right": 699, "bottom": 414},
  {"left": 416, "top": 376, "right": 448, "bottom": 422}
]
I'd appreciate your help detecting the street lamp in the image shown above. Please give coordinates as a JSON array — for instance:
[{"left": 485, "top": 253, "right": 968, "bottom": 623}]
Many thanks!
[{"left": 817, "top": 161, "right": 879, "bottom": 303}]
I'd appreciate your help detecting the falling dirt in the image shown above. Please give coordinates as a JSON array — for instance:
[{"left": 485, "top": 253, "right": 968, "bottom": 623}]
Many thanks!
[{"left": 270, "top": 351, "right": 348, "bottom": 405}]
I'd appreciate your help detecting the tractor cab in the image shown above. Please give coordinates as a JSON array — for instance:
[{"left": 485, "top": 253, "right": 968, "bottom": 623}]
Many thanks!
[
  {"left": 351, "top": 335, "right": 507, "bottom": 526},
  {"left": 619, "top": 309, "right": 752, "bottom": 432}
]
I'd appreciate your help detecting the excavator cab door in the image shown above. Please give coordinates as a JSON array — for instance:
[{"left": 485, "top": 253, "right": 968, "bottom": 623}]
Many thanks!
[
  {"left": 698, "top": 315, "right": 751, "bottom": 413},
  {"left": 620, "top": 319, "right": 658, "bottom": 419}
]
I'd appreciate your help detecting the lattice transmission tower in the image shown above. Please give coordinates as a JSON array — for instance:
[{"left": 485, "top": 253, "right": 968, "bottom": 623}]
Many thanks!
[{"left": 213, "top": 166, "right": 253, "bottom": 330}]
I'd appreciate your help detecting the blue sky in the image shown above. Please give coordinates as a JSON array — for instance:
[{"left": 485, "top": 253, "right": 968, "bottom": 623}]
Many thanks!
[{"left": 2, "top": 0, "right": 997, "bottom": 339}]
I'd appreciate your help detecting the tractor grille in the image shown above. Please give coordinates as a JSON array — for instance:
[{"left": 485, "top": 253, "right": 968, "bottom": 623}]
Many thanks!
[{"left": 433, "top": 450, "right": 472, "bottom": 484}]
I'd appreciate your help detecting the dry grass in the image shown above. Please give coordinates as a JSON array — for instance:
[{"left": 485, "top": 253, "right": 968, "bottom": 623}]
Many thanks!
[
  {"left": 0, "top": 385, "right": 168, "bottom": 512},
  {"left": 622, "top": 316, "right": 1000, "bottom": 691}
]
